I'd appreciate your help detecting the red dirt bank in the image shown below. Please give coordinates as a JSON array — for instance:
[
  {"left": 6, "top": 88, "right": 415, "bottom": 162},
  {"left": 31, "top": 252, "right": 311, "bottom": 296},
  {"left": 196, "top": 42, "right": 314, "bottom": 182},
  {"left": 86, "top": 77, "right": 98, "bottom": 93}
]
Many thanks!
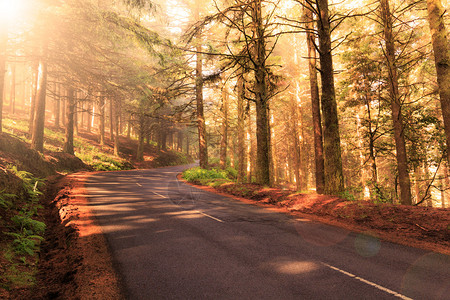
[{"left": 26, "top": 173, "right": 125, "bottom": 300}]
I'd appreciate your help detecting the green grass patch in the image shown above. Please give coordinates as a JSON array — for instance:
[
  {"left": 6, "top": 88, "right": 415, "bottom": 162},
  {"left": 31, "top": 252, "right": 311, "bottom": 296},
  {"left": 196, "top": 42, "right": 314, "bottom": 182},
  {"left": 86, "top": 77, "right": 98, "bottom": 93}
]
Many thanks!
[
  {"left": 2, "top": 116, "right": 132, "bottom": 172},
  {"left": 183, "top": 167, "right": 229, "bottom": 183}
]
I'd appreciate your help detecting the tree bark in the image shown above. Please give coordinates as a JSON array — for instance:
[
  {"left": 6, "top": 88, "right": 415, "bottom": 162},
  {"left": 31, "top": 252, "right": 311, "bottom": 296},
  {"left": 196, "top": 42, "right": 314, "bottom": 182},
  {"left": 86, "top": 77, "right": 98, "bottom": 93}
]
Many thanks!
[
  {"left": 306, "top": 10, "right": 325, "bottom": 193},
  {"left": 366, "top": 97, "right": 379, "bottom": 198},
  {"left": 31, "top": 51, "right": 48, "bottom": 153},
  {"left": 426, "top": 0, "right": 450, "bottom": 165},
  {"left": 55, "top": 83, "right": 60, "bottom": 128},
  {"left": 87, "top": 101, "right": 93, "bottom": 133},
  {"left": 74, "top": 92, "right": 78, "bottom": 136},
  {"left": 237, "top": 72, "right": 246, "bottom": 183},
  {"left": 63, "top": 87, "right": 75, "bottom": 155},
  {"left": 29, "top": 61, "right": 38, "bottom": 135},
  {"left": 61, "top": 87, "right": 66, "bottom": 128},
  {"left": 136, "top": 115, "right": 145, "bottom": 161},
  {"left": 127, "top": 116, "right": 132, "bottom": 139},
  {"left": 113, "top": 99, "right": 120, "bottom": 156},
  {"left": 161, "top": 129, "right": 167, "bottom": 151},
  {"left": 317, "top": 0, "right": 344, "bottom": 194},
  {"left": 291, "top": 95, "right": 302, "bottom": 190},
  {"left": 99, "top": 95, "right": 105, "bottom": 145},
  {"left": 195, "top": 2, "right": 208, "bottom": 169},
  {"left": 196, "top": 43, "right": 208, "bottom": 168},
  {"left": 443, "top": 163, "right": 449, "bottom": 208},
  {"left": 252, "top": 0, "right": 271, "bottom": 185},
  {"left": 247, "top": 104, "right": 254, "bottom": 183},
  {"left": 380, "top": 0, "right": 412, "bottom": 205},
  {"left": 219, "top": 84, "right": 229, "bottom": 169},
  {"left": 0, "top": 27, "right": 6, "bottom": 133},
  {"left": 9, "top": 63, "right": 15, "bottom": 114},
  {"left": 110, "top": 98, "right": 114, "bottom": 141},
  {"left": 177, "top": 131, "right": 183, "bottom": 152},
  {"left": 186, "top": 133, "right": 190, "bottom": 156}
]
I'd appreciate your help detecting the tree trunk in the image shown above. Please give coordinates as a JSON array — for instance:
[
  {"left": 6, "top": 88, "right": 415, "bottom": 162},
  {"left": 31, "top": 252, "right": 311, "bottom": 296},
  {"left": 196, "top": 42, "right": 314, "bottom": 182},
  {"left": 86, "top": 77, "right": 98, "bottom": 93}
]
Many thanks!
[
  {"left": 380, "top": 0, "right": 412, "bottom": 205},
  {"left": 63, "top": 87, "right": 75, "bottom": 155},
  {"left": 87, "top": 101, "right": 92, "bottom": 133},
  {"left": 113, "top": 99, "right": 120, "bottom": 156},
  {"left": 253, "top": 0, "right": 271, "bottom": 185},
  {"left": 81, "top": 101, "right": 85, "bottom": 131},
  {"left": 55, "top": 83, "right": 60, "bottom": 128},
  {"left": 0, "top": 27, "right": 6, "bottom": 133},
  {"left": 247, "top": 105, "right": 254, "bottom": 183},
  {"left": 196, "top": 43, "right": 208, "bottom": 168},
  {"left": 109, "top": 98, "right": 114, "bottom": 141},
  {"left": 31, "top": 53, "right": 48, "bottom": 153},
  {"left": 28, "top": 61, "right": 38, "bottom": 135},
  {"left": 426, "top": 0, "right": 450, "bottom": 165},
  {"left": 237, "top": 72, "right": 246, "bottom": 183},
  {"left": 317, "top": 0, "right": 344, "bottom": 195},
  {"left": 195, "top": 2, "right": 208, "bottom": 169},
  {"left": 291, "top": 95, "right": 302, "bottom": 191},
  {"left": 127, "top": 116, "right": 132, "bottom": 139},
  {"left": 177, "top": 131, "right": 183, "bottom": 152},
  {"left": 413, "top": 166, "right": 421, "bottom": 205},
  {"left": 74, "top": 93, "right": 78, "bottom": 136},
  {"left": 136, "top": 115, "right": 145, "bottom": 161},
  {"left": 219, "top": 84, "right": 229, "bottom": 169},
  {"left": 366, "top": 98, "right": 379, "bottom": 198},
  {"left": 99, "top": 95, "right": 105, "bottom": 145},
  {"left": 61, "top": 87, "right": 66, "bottom": 127},
  {"left": 423, "top": 161, "right": 432, "bottom": 207},
  {"left": 443, "top": 163, "right": 449, "bottom": 208},
  {"left": 186, "top": 133, "right": 190, "bottom": 156},
  {"left": 9, "top": 63, "right": 15, "bottom": 114},
  {"left": 161, "top": 129, "right": 167, "bottom": 151},
  {"left": 269, "top": 108, "right": 276, "bottom": 185}
]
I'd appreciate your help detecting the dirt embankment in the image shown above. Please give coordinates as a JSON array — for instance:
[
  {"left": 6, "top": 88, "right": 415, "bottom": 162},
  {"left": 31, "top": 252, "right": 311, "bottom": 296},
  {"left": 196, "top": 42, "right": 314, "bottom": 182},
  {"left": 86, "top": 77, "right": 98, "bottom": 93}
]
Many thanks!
[{"left": 28, "top": 173, "right": 124, "bottom": 300}]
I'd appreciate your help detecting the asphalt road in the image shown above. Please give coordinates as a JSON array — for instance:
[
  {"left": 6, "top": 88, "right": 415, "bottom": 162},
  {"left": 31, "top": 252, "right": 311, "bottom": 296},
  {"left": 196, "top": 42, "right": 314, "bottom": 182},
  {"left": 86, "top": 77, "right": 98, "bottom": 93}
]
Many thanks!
[{"left": 85, "top": 165, "right": 449, "bottom": 300}]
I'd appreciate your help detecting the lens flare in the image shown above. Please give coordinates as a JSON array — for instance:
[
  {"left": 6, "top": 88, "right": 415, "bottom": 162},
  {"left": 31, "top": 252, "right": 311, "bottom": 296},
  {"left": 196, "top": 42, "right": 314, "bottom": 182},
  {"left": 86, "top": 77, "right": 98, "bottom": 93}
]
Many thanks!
[{"left": 0, "top": 0, "right": 25, "bottom": 23}]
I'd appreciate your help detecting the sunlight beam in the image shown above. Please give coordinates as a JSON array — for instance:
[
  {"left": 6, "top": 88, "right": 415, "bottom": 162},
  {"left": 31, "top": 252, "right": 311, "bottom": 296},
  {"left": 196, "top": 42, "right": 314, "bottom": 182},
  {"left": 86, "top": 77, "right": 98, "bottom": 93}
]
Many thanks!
[{"left": 0, "top": 0, "right": 26, "bottom": 23}]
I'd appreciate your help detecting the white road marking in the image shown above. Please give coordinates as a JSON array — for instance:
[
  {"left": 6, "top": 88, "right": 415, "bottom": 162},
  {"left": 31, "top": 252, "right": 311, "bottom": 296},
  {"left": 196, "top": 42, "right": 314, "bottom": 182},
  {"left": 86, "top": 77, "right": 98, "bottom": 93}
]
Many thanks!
[
  {"left": 151, "top": 191, "right": 224, "bottom": 223},
  {"left": 320, "top": 262, "right": 412, "bottom": 300},
  {"left": 152, "top": 191, "right": 168, "bottom": 198},
  {"left": 194, "top": 210, "right": 225, "bottom": 223}
]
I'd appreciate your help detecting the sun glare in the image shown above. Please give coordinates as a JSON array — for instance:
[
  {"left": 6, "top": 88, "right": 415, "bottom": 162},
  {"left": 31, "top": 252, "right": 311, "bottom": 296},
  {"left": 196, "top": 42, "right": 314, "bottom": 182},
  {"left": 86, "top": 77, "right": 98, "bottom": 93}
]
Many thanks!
[{"left": 0, "top": 0, "right": 26, "bottom": 23}]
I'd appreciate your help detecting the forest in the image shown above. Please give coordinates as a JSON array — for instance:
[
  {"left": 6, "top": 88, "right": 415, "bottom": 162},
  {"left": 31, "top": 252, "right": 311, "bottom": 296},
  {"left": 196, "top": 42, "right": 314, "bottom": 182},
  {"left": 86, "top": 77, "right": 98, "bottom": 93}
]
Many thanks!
[{"left": 1, "top": 0, "right": 450, "bottom": 209}]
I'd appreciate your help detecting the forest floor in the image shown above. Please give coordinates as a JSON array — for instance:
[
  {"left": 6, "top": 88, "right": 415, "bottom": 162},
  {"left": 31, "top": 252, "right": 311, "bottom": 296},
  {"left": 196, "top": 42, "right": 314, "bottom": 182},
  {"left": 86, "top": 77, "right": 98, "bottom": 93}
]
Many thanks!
[{"left": 181, "top": 179, "right": 450, "bottom": 255}]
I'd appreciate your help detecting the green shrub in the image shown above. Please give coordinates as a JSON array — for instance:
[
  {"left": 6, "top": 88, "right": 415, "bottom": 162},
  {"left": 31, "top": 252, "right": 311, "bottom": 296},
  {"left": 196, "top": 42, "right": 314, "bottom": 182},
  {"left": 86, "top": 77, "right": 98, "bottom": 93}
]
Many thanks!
[
  {"left": 0, "top": 191, "right": 16, "bottom": 209},
  {"left": 225, "top": 167, "right": 238, "bottom": 180},
  {"left": 208, "top": 157, "right": 232, "bottom": 169},
  {"left": 183, "top": 167, "right": 228, "bottom": 183},
  {"left": 154, "top": 150, "right": 194, "bottom": 167},
  {"left": 340, "top": 190, "right": 357, "bottom": 202},
  {"left": 8, "top": 166, "right": 44, "bottom": 203},
  {"left": 11, "top": 213, "right": 46, "bottom": 236},
  {"left": 6, "top": 232, "right": 44, "bottom": 256}
]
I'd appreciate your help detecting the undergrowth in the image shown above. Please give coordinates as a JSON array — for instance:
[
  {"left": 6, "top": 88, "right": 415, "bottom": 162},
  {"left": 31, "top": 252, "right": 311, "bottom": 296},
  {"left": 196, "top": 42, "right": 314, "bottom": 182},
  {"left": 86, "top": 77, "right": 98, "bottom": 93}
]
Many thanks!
[
  {"left": 183, "top": 167, "right": 233, "bottom": 186},
  {"left": 1, "top": 166, "right": 46, "bottom": 290},
  {"left": 3, "top": 116, "right": 131, "bottom": 171}
]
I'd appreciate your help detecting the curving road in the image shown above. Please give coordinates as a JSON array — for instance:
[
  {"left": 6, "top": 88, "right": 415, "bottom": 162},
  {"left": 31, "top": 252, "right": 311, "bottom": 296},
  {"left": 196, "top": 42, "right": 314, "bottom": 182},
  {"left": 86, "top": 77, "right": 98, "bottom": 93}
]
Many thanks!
[{"left": 85, "top": 165, "right": 449, "bottom": 300}]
